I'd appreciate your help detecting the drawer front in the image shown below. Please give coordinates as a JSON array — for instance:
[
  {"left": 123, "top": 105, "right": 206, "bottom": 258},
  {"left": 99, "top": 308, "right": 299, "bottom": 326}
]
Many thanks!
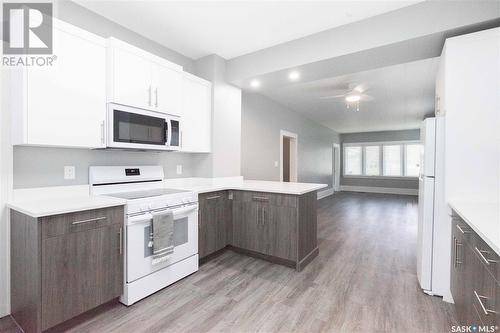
[
  {"left": 453, "top": 216, "right": 474, "bottom": 245},
  {"left": 199, "top": 191, "right": 227, "bottom": 208},
  {"left": 471, "top": 255, "right": 500, "bottom": 327},
  {"left": 470, "top": 233, "right": 500, "bottom": 283},
  {"left": 232, "top": 191, "right": 297, "bottom": 207},
  {"left": 41, "top": 206, "right": 124, "bottom": 239}
]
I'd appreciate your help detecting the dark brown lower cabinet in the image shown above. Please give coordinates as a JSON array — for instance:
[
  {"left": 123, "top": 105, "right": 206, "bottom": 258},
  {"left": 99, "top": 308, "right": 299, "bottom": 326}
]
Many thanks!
[
  {"left": 203, "top": 190, "right": 317, "bottom": 271},
  {"left": 451, "top": 214, "right": 499, "bottom": 328},
  {"left": 11, "top": 206, "right": 125, "bottom": 333},
  {"left": 198, "top": 191, "right": 231, "bottom": 258},
  {"left": 198, "top": 190, "right": 318, "bottom": 271}
]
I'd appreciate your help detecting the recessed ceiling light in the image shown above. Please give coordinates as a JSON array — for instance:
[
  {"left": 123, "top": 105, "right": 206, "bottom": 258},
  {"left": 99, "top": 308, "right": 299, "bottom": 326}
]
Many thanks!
[
  {"left": 345, "top": 94, "right": 361, "bottom": 102},
  {"left": 250, "top": 79, "right": 261, "bottom": 88},
  {"left": 288, "top": 71, "right": 300, "bottom": 81}
]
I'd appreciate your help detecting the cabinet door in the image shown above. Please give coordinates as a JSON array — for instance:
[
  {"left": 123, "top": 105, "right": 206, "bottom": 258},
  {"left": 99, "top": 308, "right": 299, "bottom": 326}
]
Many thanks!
[
  {"left": 451, "top": 220, "right": 467, "bottom": 321},
  {"left": 26, "top": 25, "right": 106, "bottom": 148},
  {"left": 41, "top": 224, "right": 123, "bottom": 330},
  {"left": 112, "top": 47, "right": 151, "bottom": 110},
  {"left": 199, "top": 192, "right": 228, "bottom": 258},
  {"left": 181, "top": 74, "right": 212, "bottom": 152},
  {"left": 151, "top": 61, "right": 183, "bottom": 115},
  {"left": 232, "top": 200, "right": 260, "bottom": 252},
  {"left": 266, "top": 205, "right": 297, "bottom": 261}
]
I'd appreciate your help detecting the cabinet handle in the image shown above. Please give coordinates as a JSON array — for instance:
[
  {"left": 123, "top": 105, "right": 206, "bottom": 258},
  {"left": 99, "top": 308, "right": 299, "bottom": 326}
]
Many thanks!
[
  {"left": 71, "top": 216, "right": 107, "bottom": 225},
  {"left": 454, "top": 237, "right": 463, "bottom": 267},
  {"left": 100, "top": 121, "right": 105, "bottom": 145},
  {"left": 148, "top": 85, "right": 152, "bottom": 106},
  {"left": 119, "top": 227, "right": 123, "bottom": 255},
  {"left": 474, "top": 290, "right": 498, "bottom": 315},
  {"left": 262, "top": 207, "right": 266, "bottom": 224},
  {"left": 475, "top": 247, "right": 498, "bottom": 265},
  {"left": 456, "top": 224, "right": 471, "bottom": 234},
  {"left": 206, "top": 195, "right": 221, "bottom": 200},
  {"left": 155, "top": 87, "right": 158, "bottom": 108},
  {"left": 252, "top": 196, "right": 269, "bottom": 202}
]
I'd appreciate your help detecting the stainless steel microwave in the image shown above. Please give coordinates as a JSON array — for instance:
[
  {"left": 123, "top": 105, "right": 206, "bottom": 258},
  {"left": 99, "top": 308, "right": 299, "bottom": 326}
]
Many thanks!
[{"left": 106, "top": 103, "right": 180, "bottom": 151}]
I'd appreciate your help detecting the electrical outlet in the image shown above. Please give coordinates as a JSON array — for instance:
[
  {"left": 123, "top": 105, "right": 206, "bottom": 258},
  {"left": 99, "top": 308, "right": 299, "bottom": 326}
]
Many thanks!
[
  {"left": 176, "top": 165, "right": 182, "bottom": 175},
  {"left": 64, "top": 166, "right": 75, "bottom": 180},
  {"left": 274, "top": 161, "right": 279, "bottom": 167}
]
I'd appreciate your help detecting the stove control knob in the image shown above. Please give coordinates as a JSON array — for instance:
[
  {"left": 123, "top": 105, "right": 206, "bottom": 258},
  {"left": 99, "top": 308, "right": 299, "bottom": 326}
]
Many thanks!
[
  {"left": 140, "top": 204, "right": 148, "bottom": 212},
  {"left": 148, "top": 204, "right": 153, "bottom": 210}
]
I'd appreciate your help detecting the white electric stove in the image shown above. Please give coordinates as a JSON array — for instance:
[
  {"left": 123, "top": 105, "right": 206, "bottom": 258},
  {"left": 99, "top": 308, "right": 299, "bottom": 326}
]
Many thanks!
[{"left": 89, "top": 166, "right": 199, "bottom": 306}]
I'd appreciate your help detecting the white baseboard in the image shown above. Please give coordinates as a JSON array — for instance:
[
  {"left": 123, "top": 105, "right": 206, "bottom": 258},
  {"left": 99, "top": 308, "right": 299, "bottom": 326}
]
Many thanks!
[
  {"left": 340, "top": 185, "right": 418, "bottom": 196},
  {"left": 317, "top": 188, "right": 334, "bottom": 200}
]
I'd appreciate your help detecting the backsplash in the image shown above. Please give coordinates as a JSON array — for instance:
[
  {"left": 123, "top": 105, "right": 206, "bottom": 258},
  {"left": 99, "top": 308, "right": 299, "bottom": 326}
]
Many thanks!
[{"left": 13, "top": 146, "right": 210, "bottom": 188}]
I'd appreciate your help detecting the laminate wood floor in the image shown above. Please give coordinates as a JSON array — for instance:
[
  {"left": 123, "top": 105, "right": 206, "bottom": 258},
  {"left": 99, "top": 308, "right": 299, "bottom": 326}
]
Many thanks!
[{"left": 1, "top": 192, "right": 457, "bottom": 333}]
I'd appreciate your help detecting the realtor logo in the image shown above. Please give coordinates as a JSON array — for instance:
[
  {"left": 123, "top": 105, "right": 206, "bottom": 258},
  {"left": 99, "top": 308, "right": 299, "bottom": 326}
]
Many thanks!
[{"left": 3, "top": 2, "right": 53, "bottom": 54}]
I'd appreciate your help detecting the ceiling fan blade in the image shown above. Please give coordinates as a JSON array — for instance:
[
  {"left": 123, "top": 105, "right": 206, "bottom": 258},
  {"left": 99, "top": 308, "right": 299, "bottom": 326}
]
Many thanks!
[{"left": 320, "top": 94, "right": 346, "bottom": 99}]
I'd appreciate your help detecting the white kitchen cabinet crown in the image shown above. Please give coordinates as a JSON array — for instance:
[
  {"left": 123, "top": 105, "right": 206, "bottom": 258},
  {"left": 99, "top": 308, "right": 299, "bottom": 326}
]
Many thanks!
[
  {"left": 10, "top": 19, "right": 107, "bottom": 148},
  {"left": 181, "top": 73, "right": 212, "bottom": 153},
  {"left": 106, "top": 38, "right": 183, "bottom": 116}
]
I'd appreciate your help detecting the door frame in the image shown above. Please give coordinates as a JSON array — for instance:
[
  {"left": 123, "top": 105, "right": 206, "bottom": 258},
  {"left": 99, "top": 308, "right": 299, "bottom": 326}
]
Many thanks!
[
  {"left": 333, "top": 143, "right": 341, "bottom": 191},
  {"left": 280, "top": 130, "right": 298, "bottom": 182}
]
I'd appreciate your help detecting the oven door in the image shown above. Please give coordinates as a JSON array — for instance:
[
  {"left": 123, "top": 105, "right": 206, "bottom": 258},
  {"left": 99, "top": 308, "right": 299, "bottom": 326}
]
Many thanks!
[
  {"left": 107, "top": 103, "right": 168, "bottom": 150},
  {"left": 125, "top": 204, "right": 198, "bottom": 283}
]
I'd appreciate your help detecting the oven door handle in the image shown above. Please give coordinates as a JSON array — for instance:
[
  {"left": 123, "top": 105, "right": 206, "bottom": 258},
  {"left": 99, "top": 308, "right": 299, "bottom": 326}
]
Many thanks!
[
  {"left": 172, "top": 205, "right": 198, "bottom": 218},
  {"left": 128, "top": 212, "right": 153, "bottom": 225}
]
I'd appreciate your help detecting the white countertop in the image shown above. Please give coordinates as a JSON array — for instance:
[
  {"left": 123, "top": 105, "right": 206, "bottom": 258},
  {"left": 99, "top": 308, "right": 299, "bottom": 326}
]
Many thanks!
[
  {"left": 448, "top": 199, "right": 500, "bottom": 255},
  {"left": 7, "top": 178, "right": 327, "bottom": 218},
  {"left": 162, "top": 177, "right": 327, "bottom": 195},
  {"left": 7, "top": 185, "right": 126, "bottom": 218}
]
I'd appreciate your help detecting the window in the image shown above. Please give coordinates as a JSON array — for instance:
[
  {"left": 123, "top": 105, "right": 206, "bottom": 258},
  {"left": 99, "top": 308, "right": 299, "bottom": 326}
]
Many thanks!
[
  {"left": 344, "top": 146, "right": 362, "bottom": 175},
  {"left": 383, "top": 145, "right": 402, "bottom": 176},
  {"left": 364, "top": 146, "right": 380, "bottom": 176},
  {"left": 343, "top": 141, "right": 421, "bottom": 178},
  {"left": 405, "top": 144, "right": 421, "bottom": 177}
]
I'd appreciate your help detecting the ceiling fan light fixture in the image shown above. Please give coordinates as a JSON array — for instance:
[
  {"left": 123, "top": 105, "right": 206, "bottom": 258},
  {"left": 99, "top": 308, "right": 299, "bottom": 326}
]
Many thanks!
[{"left": 345, "top": 94, "right": 361, "bottom": 103}]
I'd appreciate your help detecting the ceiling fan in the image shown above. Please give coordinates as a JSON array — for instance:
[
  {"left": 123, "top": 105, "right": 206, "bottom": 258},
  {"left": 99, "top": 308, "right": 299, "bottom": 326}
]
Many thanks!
[{"left": 319, "top": 83, "right": 373, "bottom": 111}]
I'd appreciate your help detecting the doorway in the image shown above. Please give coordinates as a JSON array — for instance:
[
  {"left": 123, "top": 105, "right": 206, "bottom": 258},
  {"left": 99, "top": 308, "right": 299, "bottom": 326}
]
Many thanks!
[
  {"left": 280, "top": 130, "right": 298, "bottom": 182},
  {"left": 333, "top": 143, "right": 340, "bottom": 191}
]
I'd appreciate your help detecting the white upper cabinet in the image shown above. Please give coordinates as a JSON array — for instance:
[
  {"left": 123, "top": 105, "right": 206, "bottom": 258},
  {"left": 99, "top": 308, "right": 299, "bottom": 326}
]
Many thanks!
[
  {"left": 110, "top": 46, "right": 151, "bottom": 110},
  {"left": 107, "top": 38, "right": 183, "bottom": 115},
  {"left": 10, "top": 19, "right": 106, "bottom": 148},
  {"left": 181, "top": 73, "right": 212, "bottom": 153}
]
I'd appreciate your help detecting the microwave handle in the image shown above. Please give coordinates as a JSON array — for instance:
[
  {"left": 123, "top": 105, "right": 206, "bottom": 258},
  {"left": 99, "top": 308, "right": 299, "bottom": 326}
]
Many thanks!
[{"left": 165, "top": 120, "right": 172, "bottom": 146}]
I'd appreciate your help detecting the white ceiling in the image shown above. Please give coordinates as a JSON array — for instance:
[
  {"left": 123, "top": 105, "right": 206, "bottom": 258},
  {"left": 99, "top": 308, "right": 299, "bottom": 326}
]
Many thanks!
[
  {"left": 75, "top": 0, "right": 421, "bottom": 59},
  {"left": 255, "top": 58, "right": 439, "bottom": 133}
]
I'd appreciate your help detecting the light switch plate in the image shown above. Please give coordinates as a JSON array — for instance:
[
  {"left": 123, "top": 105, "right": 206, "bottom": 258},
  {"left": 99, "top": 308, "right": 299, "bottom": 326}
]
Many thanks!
[
  {"left": 274, "top": 161, "right": 279, "bottom": 167},
  {"left": 176, "top": 165, "right": 182, "bottom": 175},
  {"left": 64, "top": 166, "right": 75, "bottom": 180}
]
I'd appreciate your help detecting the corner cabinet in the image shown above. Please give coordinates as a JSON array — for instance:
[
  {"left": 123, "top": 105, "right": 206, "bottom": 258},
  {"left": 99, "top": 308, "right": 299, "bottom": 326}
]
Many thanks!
[
  {"left": 106, "top": 37, "right": 183, "bottom": 116},
  {"left": 10, "top": 206, "right": 125, "bottom": 333},
  {"left": 198, "top": 190, "right": 318, "bottom": 271},
  {"left": 181, "top": 73, "right": 212, "bottom": 152},
  {"left": 451, "top": 214, "right": 500, "bottom": 328},
  {"left": 9, "top": 19, "right": 107, "bottom": 148}
]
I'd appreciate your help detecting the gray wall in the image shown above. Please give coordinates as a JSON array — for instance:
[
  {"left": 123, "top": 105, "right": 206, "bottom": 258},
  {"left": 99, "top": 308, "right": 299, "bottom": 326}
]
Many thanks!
[
  {"left": 241, "top": 92, "right": 340, "bottom": 189},
  {"left": 13, "top": 147, "right": 207, "bottom": 189},
  {"left": 340, "top": 129, "right": 420, "bottom": 189}
]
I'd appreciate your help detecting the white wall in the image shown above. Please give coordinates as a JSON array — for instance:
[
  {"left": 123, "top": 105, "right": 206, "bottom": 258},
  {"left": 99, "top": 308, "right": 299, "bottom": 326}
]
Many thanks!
[
  {"left": 195, "top": 55, "right": 242, "bottom": 177},
  {"left": 241, "top": 91, "right": 340, "bottom": 188}
]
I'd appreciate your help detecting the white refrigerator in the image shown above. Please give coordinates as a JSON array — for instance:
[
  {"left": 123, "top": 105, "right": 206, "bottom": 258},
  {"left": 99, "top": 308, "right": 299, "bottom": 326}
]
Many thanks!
[{"left": 417, "top": 117, "right": 451, "bottom": 300}]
